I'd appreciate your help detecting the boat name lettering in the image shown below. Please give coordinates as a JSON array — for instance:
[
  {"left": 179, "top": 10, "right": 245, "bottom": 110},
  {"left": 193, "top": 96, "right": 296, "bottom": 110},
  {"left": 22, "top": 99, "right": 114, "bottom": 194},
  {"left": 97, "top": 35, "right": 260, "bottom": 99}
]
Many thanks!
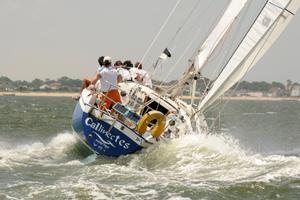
[{"left": 85, "top": 117, "right": 130, "bottom": 149}]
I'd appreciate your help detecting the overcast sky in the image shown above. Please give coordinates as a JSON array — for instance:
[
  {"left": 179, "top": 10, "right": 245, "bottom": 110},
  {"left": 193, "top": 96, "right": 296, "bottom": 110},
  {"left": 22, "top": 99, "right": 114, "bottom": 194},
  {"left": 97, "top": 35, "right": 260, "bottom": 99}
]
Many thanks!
[{"left": 0, "top": 0, "right": 299, "bottom": 83}]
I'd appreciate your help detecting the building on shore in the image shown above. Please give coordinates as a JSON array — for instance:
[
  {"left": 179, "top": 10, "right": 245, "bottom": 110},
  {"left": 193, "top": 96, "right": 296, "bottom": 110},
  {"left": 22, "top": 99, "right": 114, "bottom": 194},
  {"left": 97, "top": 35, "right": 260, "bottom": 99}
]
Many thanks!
[{"left": 290, "top": 84, "right": 300, "bottom": 97}]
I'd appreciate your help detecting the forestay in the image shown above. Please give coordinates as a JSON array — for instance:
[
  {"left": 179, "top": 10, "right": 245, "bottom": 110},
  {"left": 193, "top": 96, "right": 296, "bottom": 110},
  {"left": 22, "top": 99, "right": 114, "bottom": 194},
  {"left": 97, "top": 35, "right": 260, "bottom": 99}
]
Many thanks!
[
  {"left": 198, "top": 0, "right": 300, "bottom": 112},
  {"left": 169, "top": 0, "right": 248, "bottom": 97}
]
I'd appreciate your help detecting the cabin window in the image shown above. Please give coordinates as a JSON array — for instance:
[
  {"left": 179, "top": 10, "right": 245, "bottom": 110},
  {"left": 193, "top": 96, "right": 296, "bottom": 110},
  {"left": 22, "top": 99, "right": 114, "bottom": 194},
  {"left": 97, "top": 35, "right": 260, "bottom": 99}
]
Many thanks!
[{"left": 141, "top": 96, "right": 169, "bottom": 115}]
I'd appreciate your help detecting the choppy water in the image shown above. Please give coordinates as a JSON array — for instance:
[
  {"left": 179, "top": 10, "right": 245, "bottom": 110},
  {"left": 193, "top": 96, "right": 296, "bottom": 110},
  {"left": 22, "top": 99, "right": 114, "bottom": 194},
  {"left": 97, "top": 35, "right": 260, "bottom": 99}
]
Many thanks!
[{"left": 0, "top": 96, "right": 299, "bottom": 200}]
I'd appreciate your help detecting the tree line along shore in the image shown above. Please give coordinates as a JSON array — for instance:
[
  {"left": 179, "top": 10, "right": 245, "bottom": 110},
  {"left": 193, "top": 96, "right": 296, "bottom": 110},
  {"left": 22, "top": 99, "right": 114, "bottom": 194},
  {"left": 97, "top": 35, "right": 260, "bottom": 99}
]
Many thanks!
[
  {"left": 1, "top": 76, "right": 300, "bottom": 99},
  {"left": 1, "top": 92, "right": 300, "bottom": 101}
]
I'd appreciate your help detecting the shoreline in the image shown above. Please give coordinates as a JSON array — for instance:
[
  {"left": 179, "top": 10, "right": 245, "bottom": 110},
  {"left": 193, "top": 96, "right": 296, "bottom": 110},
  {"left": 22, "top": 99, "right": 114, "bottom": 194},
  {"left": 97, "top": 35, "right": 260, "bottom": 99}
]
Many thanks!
[
  {"left": 0, "top": 91, "right": 77, "bottom": 97},
  {"left": 223, "top": 96, "right": 300, "bottom": 101},
  {"left": 1, "top": 92, "right": 300, "bottom": 101},
  {"left": 179, "top": 95, "right": 300, "bottom": 101}
]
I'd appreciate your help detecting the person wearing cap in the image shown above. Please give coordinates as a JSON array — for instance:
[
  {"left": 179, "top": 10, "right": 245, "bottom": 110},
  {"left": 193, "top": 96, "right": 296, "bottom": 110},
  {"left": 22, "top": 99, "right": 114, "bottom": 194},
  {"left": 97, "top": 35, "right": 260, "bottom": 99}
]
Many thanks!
[{"left": 91, "top": 56, "right": 122, "bottom": 109}]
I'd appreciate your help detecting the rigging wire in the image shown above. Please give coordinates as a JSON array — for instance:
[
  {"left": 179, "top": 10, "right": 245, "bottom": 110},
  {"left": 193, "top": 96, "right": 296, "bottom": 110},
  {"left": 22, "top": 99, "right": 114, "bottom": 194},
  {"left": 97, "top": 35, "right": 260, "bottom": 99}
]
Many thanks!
[
  {"left": 139, "top": 0, "right": 182, "bottom": 65},
  {"left": 129, "top": 0, "right": 182, "bottom": 95},
  {"left": 152, "top": 1, "right": 215, "bottom": 80},
  {"left": 212, "top": 0, "right": 268, "bottom": 84},
  {"left": 158, "top": 28, "right": 202, "bottom": 86},
  {"left": 189, "top": 0, "right": 256, "bottom": 117},
  {"left": 186, "top": 0, "right": 232, "bottom": 64},
  {"left": 199, "top": 0, "right": 254, "bottom": 100},
  {"left": 166, "top": 0, "right": 204, "bottom": 49},
  {"left": 161, "top": 3, "right": 232, "bottom": 99},
  {"left": 157, "top": 1, "right": 222, "bottom": 86},
  {"left": 150, "top": 0, "right": 205, "bottom": 74},
  {"left": 206, "top": 20, "right": 279, "bottom": 134},
  {"left": 159, "top": 1, "right": 233, "bottom": 92}
]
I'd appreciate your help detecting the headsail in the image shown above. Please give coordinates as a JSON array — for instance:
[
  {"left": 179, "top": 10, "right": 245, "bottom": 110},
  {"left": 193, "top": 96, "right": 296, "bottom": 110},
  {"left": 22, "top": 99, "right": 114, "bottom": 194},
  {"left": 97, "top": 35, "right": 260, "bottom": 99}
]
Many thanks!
[
  {"left": 198, "top": 0, "right": 300, "bottom": 112},
  {"left": 169, "top": 0, "right": 248, "bottom": 97},
  {"left": 194, "top": 0, "right": 248, "bottom": 71}
]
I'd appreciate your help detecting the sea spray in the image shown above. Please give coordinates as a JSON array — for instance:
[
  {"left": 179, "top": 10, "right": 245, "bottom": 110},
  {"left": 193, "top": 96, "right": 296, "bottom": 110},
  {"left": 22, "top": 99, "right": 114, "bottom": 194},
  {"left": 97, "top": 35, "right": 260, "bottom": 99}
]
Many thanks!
[
  {"left": 0, "top": 132, "right": 78, "bottom": 167},
  {"left": 1, "top": 131, "right": 300, "bottom": 200},
  {"left": 114, "top": 132, "right": 300, "bottom": 185}
]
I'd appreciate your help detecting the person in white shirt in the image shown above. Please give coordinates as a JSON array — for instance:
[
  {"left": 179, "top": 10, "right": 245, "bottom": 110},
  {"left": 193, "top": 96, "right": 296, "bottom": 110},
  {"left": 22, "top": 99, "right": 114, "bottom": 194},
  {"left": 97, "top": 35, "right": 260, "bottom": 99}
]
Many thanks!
[
  {"left": 114, "top": 60, "right": 132, "bottom": 81},
  {"left": 134, "top": 62, "right": 153, "bottom": 88},
  {"left": 91, "top": 56, "right": 122, "bottom": 109}
]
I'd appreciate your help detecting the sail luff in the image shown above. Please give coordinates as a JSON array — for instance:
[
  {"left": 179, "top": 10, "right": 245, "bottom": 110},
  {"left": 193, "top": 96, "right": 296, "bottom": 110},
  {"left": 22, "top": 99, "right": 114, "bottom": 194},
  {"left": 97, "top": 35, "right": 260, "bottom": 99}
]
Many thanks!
[
  {"left": 195, "top": 0, "right": 248, "bottom": 71},
  {"left": 169, "top": 0, "right": 248, "bottom": 97},
  {"left": 198, "top": 0, "right": 300, "bottom": 112}
]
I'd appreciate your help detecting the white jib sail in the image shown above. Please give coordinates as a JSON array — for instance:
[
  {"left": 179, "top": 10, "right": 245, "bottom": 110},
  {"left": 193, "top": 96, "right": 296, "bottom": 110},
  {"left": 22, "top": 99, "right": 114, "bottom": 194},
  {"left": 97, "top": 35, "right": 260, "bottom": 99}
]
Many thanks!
[
  {"left": 198, "top": 0, "right": 300, "bottom": 113},
  {"left": 170, "top": 0, "right": 248, "bottom": 97},
  {"left": 194, "top": 0, "right": 248, "bottom": 71}
]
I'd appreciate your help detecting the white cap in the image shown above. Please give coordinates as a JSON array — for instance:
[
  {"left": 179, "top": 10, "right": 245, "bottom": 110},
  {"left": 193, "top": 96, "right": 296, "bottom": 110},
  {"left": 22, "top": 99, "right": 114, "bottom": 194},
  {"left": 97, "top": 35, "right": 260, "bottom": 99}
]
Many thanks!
[{"left": 103, "top": 56, "right": 112, "bottom": 62}]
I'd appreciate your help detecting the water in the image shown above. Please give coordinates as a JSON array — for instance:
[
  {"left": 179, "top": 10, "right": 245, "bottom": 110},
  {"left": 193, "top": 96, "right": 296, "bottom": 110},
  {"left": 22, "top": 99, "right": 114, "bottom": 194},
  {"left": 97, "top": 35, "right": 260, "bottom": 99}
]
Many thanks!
[{"left": 0, "top": 96, "right": 299, "bottom": 199}]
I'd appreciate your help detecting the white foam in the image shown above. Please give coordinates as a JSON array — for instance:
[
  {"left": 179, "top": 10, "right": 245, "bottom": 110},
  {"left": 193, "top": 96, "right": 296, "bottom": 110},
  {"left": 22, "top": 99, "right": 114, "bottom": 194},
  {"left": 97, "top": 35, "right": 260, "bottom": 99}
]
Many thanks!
[
  {"left": 1, "top": 130, "right": 300, "bottom": 190},
  {"left": 0, "top": 132, "right": 78, "bottom": 166},
  {"left": 125, "top": 132, "right": 300, "bottom": 184},
  {"left": 0, "top": 193, "right": 19, "bottom": 200},
  {"left": 6, "top": 130, "right": 297, "bottom": 200}
]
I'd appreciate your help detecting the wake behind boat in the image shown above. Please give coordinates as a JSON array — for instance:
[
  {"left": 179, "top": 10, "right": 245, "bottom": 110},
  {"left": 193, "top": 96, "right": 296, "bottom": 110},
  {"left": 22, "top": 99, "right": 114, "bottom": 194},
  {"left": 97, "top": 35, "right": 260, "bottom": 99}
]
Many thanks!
[{"left": 72, "top": 0, "right": 300, "bottom": 157}]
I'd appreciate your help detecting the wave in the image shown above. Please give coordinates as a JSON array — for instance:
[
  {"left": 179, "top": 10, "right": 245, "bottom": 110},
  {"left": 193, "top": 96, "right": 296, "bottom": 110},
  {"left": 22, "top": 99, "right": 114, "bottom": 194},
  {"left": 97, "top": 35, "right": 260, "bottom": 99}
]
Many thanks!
[
  {"left": 242, "top": 112, "right": 265, "bottom": 115},
  {"left": 1, "top": 130, "right": 299, "bottom": 183},
  {"left": 1, "top": 131, "right": 300, "bottom": 199},
  {"left": 118, "top": 133, "right": 300, "bottom": 184},
  {"left": 242, "top": 111, "right": 277, "bottom": 116},
  {"left": 50, "top": 132, "right": 298, "bottom": 199},
  {"left": 0, "top": 132, "right": 82, "bottom": 167}
]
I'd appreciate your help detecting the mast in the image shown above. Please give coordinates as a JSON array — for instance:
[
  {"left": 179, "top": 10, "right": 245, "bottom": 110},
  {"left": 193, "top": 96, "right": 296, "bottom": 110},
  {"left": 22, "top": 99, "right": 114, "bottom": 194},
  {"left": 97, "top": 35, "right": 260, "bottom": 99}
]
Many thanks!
[
  {"left": 198, "top": 0, "right": 300, "bottom": 112},
  {"left": 190, "top": 79, "right": 197, "bottom": 105},
  {"left": 168, "top": 0, "right": 248, "bottom": 98}
]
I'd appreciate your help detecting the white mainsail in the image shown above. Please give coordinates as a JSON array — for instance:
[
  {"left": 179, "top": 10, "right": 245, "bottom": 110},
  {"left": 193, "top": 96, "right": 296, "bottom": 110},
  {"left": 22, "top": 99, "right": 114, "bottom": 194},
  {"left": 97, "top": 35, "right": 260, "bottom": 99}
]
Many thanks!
[
  {"left": 169, "top": 0, "right": 248, "bottom": 97},
  {"left": 198, "top": 0, "right": 300, "bottom": 112}
]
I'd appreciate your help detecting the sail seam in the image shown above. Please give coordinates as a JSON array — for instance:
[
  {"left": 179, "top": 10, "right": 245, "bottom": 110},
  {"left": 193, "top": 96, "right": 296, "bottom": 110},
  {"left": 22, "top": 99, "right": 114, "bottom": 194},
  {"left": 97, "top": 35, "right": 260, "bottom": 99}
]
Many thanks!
[
  {"left": 213, "top": 1, "right": 269, "bottom": 83},
  {"left": 269, "top": 1, "right": 295, "bottom": 15},
  {"left": 198, "top": 0, "right": 294, "bottom": 112},
  {"left": 204, "top": 20, "right": 279, "bottom": 133}
]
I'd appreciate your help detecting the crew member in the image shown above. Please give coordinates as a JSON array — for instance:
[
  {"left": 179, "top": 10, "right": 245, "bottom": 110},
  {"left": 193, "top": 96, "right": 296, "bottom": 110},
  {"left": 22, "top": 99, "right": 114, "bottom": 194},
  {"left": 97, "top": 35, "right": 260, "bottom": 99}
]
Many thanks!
[
  {"left": 72, "top": 56, "right": 104, "bottom": 100},
  {"left": 116, "top": 60, "right": 132, "bottom": 81},
  {"left": 91, "top": 56, "right": 122, "bottom": 109},
  {"left": 134, "top": 62, "right": 153, "bottom": 88}
]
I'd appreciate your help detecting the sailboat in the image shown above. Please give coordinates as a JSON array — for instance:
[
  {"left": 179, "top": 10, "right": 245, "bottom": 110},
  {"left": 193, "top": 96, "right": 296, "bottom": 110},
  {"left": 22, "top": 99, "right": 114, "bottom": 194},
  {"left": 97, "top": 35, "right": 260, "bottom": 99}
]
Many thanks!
[{"left": 72, "top": 0, "right": 300, "bottom": 157}]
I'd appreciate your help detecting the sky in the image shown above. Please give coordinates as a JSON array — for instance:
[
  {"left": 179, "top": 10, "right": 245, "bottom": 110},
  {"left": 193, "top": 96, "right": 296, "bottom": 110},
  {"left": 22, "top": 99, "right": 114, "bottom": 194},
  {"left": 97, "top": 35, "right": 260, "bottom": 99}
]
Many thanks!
[{"left": 0, "top": 0, "right": 299, "bottom": 83}]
